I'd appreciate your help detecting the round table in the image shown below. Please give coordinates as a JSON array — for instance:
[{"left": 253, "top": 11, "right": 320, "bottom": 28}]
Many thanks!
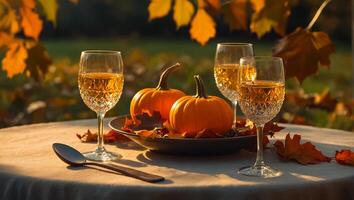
[{"left": 0, "top": 119, "right": 353, "bottom": 200}]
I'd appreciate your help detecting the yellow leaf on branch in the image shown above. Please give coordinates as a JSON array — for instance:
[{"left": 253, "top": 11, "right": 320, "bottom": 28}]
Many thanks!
[
  {"left": 20, "top": 0, "right": 43, "bottom": 40},
  {"left": 250, "top": 0, "right": 290, "bottom": 38},
  {"left": 250, "top": 0, "right": 265, "bottom": 12},
  {"left": 2, "top": 41, "right": 28, "bottom": 78},
  {"left": 189, "top": 9, "right": 216, "bottom": 45},
  {"left": 148, "top": 0, "right": 172, "bottom": 21},
  {"left": 39, "top": 0, "right": 58, "bottom": 26},
  {"left": 173, "top": 0, "right": 194, "bottom": 29}
]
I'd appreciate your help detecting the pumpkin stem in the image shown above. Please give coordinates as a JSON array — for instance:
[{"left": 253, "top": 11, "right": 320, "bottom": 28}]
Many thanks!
[
  {"left": 194, "top": 75, "right": 208, "bottom": 98},
  {"left": 156, "top": 63, "right": 181, "bottom": 90}
]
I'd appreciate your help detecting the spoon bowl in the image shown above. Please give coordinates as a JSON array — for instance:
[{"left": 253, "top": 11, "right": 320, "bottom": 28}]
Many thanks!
[{"left": 52, "top": 143, "right": 165, "bottom": 183}]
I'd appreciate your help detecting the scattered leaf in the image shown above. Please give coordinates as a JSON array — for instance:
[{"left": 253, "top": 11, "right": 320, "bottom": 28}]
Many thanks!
[
  {"left": 250, "top": 0, "right": 290, "bottom": 38},
  {"left": 39, "top": 0, "right": 58, "bottom": 26},
  {"left": 223, "top": 0, "right": 248, "bottom": 31},
  {"left": 124, "top": 110, "right": 165, "bottom": 131},
  {"left": 274, "top": 133, "right": 331, "bottom": 165},
  {"left": 273, "top": 28, "right": 335, "bottom": 83},
  {"left": 148, "top": 0, "right": 172, "bottom": 21},
  {"left": 189, "top": 9, "right": 216, "bottom": 45},
  {"left": 335, "top": 150, "right": 354, "bottom": 166},
  {"left": 76, "top": 129, "right": 130, "bottom": 143},
  {"left": 2, "top": 41, "right": 28, "bottom": 78},
  {"left": 20, "top": 0, "right": 43, "bottom": 40},
  {"left": 173, "top": 0, "right": 194, "bottom": 29}
]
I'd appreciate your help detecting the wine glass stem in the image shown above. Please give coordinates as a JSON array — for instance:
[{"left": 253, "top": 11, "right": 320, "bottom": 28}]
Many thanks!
[
  {"left": 232, "top": 101, "right": 237, "bottom": 129},
  {"left": 254, "top": 124, "right": 265, "bottom": 166},
  {"left": 97, "top": 112, "right": 106, "bottom": 153}
]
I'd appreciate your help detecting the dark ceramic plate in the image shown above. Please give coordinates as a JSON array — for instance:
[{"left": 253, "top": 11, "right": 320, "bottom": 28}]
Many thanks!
[{"left": 109, "top": 115, "right": 256, "bottom": 155}]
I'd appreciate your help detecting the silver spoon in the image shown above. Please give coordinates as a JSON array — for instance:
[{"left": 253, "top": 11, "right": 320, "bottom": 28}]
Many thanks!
[{"left": 52, "top": 143, "right": 164, "bottom": 183}]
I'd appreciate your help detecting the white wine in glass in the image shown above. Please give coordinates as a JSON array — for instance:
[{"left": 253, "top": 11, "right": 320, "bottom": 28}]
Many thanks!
[
  {"left": 238, "top": 56, "right": 285, "bottom": 178},
  {"left": 78, "top": 50, "right": 124, "bottom": 161},
  {"left": 214, "top": 43, "right": 254, "bottom": 128}
]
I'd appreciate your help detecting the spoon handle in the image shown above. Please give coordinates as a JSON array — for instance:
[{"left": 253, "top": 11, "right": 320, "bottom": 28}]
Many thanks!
[{"left": 85, "top": 162, "right": 165, "bottom": 183}]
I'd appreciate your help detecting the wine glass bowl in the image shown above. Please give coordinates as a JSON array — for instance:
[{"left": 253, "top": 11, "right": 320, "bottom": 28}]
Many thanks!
[
  {"left": 78, "top": 50, "right": 124, "bottom": 161},
  {"left": 237, "top": 56, "right": 285, "bottom": 178},
  {"left": 213, "top": 43, "right": 254, "bottom": 128}
]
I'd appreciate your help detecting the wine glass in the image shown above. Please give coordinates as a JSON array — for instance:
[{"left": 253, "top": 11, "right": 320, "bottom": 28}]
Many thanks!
[
  {"left": 78, "top": 50, "right": 124, "bottom": 161},
  {"left": 214, "top": 43, "right": 254, "bottom": 129},
  {"left": 237, "top": 56, "right": 285, "bottom": 178}
]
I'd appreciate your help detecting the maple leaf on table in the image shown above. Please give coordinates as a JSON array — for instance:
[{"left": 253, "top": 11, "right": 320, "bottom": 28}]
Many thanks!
[
  {"left": 335, "top": 150, "right": 354, "bottom": 166},
  {"left": 77, "top": 129, "right": 130, "bottom": 143},
  {"left": 274, "top": 133, "right": 331, "bottom": 165}
]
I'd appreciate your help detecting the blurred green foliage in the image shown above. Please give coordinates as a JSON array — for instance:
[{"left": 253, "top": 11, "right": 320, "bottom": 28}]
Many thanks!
[{"left": 0, "top": 38, "right": 352, "bottom": 131}]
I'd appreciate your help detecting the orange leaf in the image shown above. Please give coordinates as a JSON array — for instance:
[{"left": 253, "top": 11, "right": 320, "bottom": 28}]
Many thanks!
[
  {"left": 205, "top": 0, "right": 220, "bottom": 10},
  {"left": 20, "top": 0, "right": 43, "bottom": 40},
  {"left": 76, "top": 129, "right": 130, "bottom": 143},
  {"left": 250, "top": 0, "right": 265, "bottom": 12},
  {"left": 273, "top": 28, "right": 335, "bottom": 83},
  {"left": 189, "top": 9, "right": 216, "bottom": 45},
  {"left": 0, "top": 32, "right": 14, "bottom": 49},
  {"left": 2, "top": 41, "right": 28, "bottom": 78},
  {"left": 250, "top": 0, "right": 290, "bottom": 38},
  {"left": 223, "top": 0, "right": 248, "bottom": 31},
  {"left": 0, "top": 6, "right": 20, "bottom": 34},
  {"left": 148, "top": 0, "right": 172, "bottom": 20},
  {"left": 335, "top": 150, "right": 354, "bottom": 166},
  {"left": 173, "top": 0, "right": 195, "bottom": 29},
  {"left": 274, "top": 133, "right": 331, "bottom": 165}
]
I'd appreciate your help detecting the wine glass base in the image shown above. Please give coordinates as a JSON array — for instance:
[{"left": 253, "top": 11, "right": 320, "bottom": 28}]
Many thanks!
[
  {"left": 83, "top": 150, "right": 122, "bottom": 162},
  {"left": 238, "top": 165, "right": 281, "bottom": 178}
]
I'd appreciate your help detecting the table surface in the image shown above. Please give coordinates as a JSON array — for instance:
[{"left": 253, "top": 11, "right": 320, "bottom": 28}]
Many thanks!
[{"left": 0, "top": 119, "right": 353, "bottom": 200}]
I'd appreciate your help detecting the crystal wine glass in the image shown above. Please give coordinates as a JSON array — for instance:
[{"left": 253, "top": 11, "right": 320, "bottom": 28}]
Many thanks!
[
  {"left": 78, "top": 50, "right": 124, "bottom": 161},
  {"left": 238, "top": 56, "right": 285, "bottom": 178},
  {"left": 214, "top": 43, "right": 254, "bottom": 128}
]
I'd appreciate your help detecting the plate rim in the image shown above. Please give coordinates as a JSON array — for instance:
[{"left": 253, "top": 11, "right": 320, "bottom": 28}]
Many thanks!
[{"left": 108, "top": 115, "right": 257, "bottom": 142}]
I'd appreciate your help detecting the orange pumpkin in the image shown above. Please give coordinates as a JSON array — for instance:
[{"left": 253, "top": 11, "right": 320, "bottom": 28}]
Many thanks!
[
  {"left": 130, "top": 63, "right": 186, "bottom": 121},
  {"left": 169, "top": 75, "right": 233, "bottom": 137}
]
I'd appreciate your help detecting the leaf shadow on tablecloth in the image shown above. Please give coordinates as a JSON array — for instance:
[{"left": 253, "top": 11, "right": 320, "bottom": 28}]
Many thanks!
[{"left": 135, "top": 142, "right": 354, "bottom": 184}]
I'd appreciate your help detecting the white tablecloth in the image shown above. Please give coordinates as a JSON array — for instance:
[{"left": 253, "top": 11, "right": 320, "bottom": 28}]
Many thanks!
[{"left": 0, "top": 119, "right": 353, "bottom": 200}]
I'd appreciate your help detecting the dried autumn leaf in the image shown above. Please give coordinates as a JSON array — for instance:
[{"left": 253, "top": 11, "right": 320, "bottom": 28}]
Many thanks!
[
  {"left": 335, "top": 150, "right": 354, "bottom": 166},
  {"left": 39, "top": 0, "right": 58, "bottom": 26},
  {"left": 173, "top": 0, "right": 194, "bottom": 29},
  {"left": 25, "top": 42, "right": 52, "bottom": 81},
  {"left": 20, "top": 0, "right": 43, "bottom": 40},
  {"left": 223, "top": 0, "right": 248, "bottom": 31},
  {"left": 2, "top": 41, "right": 28, "bottom": 78},
  {"left": 190, "top": 9, "right": 216, "bottom": 45},
  {"left": 124, "top": 111, "right": 164, "bottom": 131},
  {"left": 76, "top": 129, "right": 129, "bottom": 143},
  {"left": 250, "top": 0, "right": 290, "bottom": 38},
  {"left": 274, "top": 133, "right": 331, "bottom": 165},
  {"left": 274, "top": 28, "right": 335, "bottom": 83},
  {"left": 250, "top": 0, "right": 265, "bottom": 12},
  {"left": 148, "top": 0, "right": 172, "bottom": 21},
  {"left": 0, "top": 5, "right": 20, "bottom": 34},
  {"left": 0, "top": 31, "right": 14, "bottom": 49},
  {"left": 205, "top": 0, "right": 221, "bottom": 10}
]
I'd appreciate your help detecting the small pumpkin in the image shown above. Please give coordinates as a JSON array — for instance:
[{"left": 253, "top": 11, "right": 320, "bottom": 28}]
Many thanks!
[
  {"left": 169, "top": 75, "right": 233, "bottom": 137},
  {"left": 130, "top": 63, "right": 186, "bottom": 121}
]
